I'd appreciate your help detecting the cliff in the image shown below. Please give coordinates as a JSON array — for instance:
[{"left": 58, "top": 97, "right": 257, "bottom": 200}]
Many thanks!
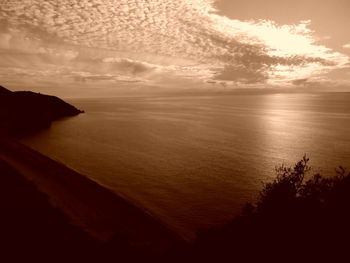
[{"left": 0, "top": 85, "right": 83, "bottom": 136}]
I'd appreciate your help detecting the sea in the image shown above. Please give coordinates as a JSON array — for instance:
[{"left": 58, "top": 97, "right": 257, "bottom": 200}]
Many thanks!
[{"left": 20, "top": 92, "right": 350, "bottom": 240}]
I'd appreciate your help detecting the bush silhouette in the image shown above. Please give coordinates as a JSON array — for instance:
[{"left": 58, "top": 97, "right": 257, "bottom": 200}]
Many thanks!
[{"left": 192, "top": 156, "right": 350, "bottom": 262}]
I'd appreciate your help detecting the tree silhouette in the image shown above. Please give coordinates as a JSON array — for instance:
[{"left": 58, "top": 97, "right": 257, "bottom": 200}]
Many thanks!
[{"left": 191, "top": 156, "right": 350, "bottom": 262}]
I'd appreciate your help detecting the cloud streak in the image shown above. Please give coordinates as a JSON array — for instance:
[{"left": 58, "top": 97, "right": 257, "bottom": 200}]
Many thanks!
[{"left": 0, "top": 0, "right": 349, "bottom": 91}]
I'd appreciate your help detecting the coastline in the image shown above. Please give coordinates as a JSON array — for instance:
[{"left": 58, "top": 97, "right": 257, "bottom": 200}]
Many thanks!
[{"left": 0, "top": 135, "right": 185, "bottom": 252}]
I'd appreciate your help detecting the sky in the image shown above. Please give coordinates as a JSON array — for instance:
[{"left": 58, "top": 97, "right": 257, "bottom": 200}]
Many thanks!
[{"left": 0, "top": 0, "right": 349, "bottom": 97}]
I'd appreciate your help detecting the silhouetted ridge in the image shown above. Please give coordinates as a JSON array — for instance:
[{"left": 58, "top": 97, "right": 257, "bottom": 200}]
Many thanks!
[
  {"left": 0, "top": 85, "right": 83, "bottom": 136},
  {"left": 0, "top": 86, "right": 12, "bottom": 95}
]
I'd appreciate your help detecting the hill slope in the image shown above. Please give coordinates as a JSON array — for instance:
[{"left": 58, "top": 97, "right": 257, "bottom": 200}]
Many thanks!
[{"left": 0, "top": 86, "right": 83, "bottom": 135}]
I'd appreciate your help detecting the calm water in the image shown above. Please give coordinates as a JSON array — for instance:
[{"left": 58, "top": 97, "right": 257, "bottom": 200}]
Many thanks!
[{"left": 21, "top": 93, "right": 350, "bottom": 239}]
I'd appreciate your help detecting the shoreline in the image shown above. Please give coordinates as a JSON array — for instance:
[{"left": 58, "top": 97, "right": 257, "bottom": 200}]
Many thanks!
[{"left": 0, "top": 135, "right": 185, "bottom": 252}]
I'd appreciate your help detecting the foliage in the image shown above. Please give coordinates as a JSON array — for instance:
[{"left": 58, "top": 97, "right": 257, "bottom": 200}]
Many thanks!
[{"left": 191, "top": 156, "right": 350, "bottom": 262}]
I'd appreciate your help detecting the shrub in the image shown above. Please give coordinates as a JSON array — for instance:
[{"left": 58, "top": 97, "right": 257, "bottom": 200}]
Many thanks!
[{"left": 192, "top": 156, "right": 350, "bottom": 262}]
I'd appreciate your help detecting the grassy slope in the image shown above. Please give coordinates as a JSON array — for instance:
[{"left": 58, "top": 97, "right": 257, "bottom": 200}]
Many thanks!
[
  {"left": 0, "top": 136, "right": 185, "bottom": 262},
  {"left": 0, "top": 159, "right": 104, "bottom": 262}
]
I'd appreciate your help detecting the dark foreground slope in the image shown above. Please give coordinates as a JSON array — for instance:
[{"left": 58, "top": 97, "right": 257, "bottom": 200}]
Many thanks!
[
  {"left": 0, "top": 159, "right": 103, "bottom": 262},
  {"left": 0, "top": 157, "right": 166, "bottom": 262},
  {"left": 0, "top": 85, "right": 83, "bottom": 135},
  {"left": 0, "top": 137, "right": 184, "bottom": 262}
]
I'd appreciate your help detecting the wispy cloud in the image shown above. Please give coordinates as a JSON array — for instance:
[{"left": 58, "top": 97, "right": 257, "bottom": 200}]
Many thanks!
[{"left": 0, "top": 0, "right": 349, "bottom": 91}]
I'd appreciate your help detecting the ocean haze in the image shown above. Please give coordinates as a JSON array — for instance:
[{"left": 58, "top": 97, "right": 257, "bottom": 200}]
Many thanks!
[{"left": 20, "top": 92, "right": 350, "bottom": 240}]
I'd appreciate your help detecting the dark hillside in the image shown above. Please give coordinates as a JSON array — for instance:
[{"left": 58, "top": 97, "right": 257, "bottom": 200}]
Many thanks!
[{"left": 0, "top": 86, "right": 83, "bottom": 136}]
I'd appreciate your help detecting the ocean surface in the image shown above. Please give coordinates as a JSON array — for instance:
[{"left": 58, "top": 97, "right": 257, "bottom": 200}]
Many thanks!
[{"left": 20, "top": 92, "right": 350, "bottom": 239}]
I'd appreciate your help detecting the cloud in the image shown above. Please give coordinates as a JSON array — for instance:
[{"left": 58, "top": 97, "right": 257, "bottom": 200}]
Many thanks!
[
  {"left": 0, "top": 0, "right": 349, "bottom": 90},
  {"left": 102, "top": 58, "right": 157, "bottom": 74},
  {"left": 292, "top": 78, "right": 309, "bottom": 86},
  {"left": 343, "top": 44, "right": 350, "bottom": 49}
]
